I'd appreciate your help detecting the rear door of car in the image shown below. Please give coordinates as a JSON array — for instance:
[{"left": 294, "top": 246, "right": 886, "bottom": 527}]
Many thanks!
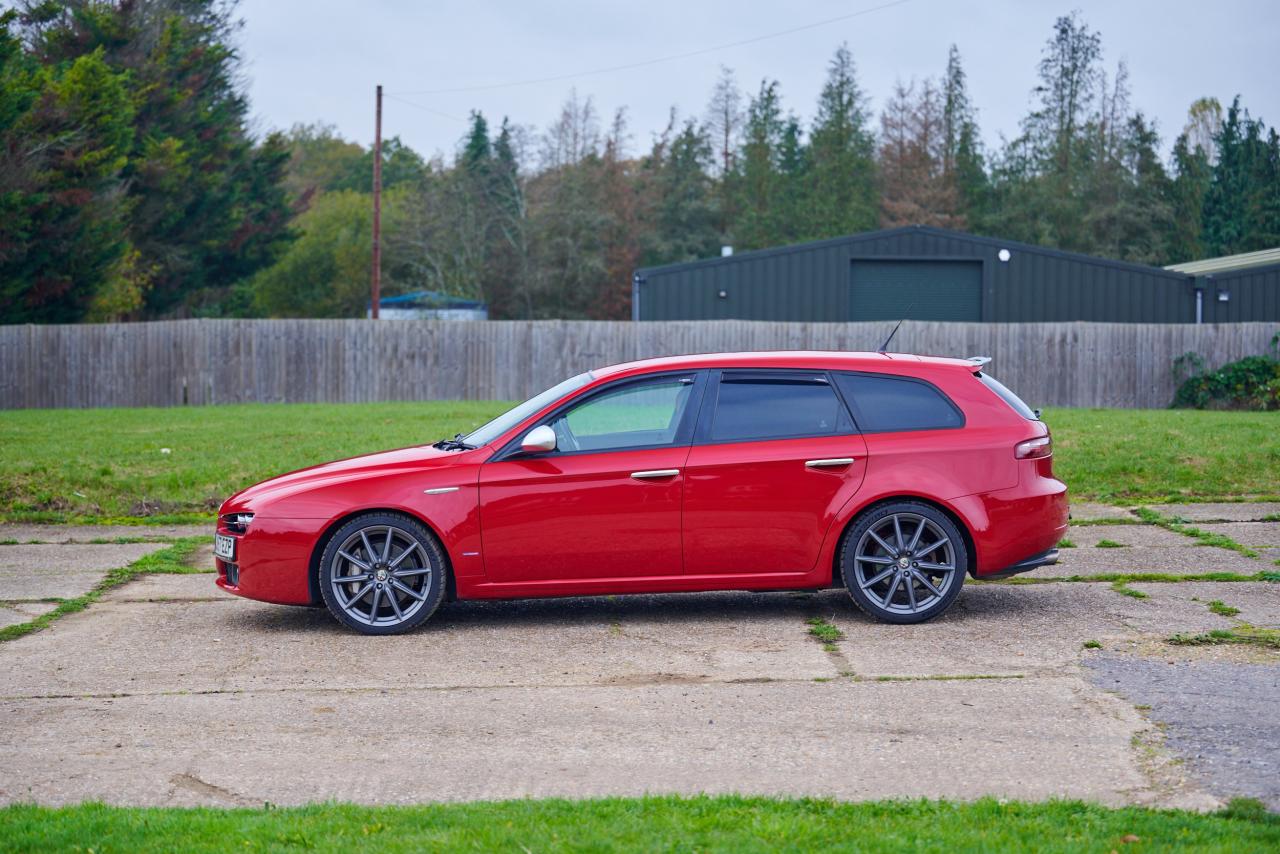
[
  {"left": 681, "top": 369, "right": 868, "bottom": 575},
  {"left": 831, "top": 371, "right": 1015, "bottom": 497}
]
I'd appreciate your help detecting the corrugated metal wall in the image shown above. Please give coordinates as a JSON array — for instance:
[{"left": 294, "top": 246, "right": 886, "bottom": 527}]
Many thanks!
[
  {"left": 636, "top": 226, "right": 1208, "bottom": 323},
  {"left": 1200, "top": 263, "right": 1280, "bottom": 323}
]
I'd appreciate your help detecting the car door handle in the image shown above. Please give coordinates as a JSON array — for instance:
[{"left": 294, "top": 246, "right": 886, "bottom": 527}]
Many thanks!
[
  {"left": 804, "top": 458, "right": 855, "bottom": 468},
  {"left": 630, "top": 469, "right": 680, "bottom": 480}
]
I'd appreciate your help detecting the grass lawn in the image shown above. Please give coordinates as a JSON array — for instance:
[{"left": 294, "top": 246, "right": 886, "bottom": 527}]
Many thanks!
[
  {"left": 0, "top": 403, "right": 1275, "bottom": 522},
  {"left": 1, "top": 796, "right": 1277, "bottom": 852},
  {"left": 1045, "top": 407, "right": 1280, "bottom": 503}
]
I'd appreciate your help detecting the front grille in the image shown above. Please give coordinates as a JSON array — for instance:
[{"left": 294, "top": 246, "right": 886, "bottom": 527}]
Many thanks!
[{"left": 220, "top": 513, "right": 253, "bottom": 534}]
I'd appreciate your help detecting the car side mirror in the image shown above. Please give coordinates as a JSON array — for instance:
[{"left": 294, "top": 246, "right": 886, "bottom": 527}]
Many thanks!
[{"left": 520, "top": 424, "right": 557, "bottom": 454}]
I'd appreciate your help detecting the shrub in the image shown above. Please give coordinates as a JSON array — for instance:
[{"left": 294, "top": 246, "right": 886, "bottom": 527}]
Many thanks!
[{"left": 1172, "top": 334, "right": 1280, "bottom": 410}]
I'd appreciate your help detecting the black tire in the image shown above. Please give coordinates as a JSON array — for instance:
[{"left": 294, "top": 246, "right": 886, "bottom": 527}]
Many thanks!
[
  {"left": 318, "top": 512, "right": 447, "bottom": 635},
  {"left": 839, "top": 501, "right": 967, "bottom": 624}
]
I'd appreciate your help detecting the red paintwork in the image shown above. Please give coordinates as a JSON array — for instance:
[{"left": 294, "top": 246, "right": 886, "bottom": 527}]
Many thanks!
[{"left": 215, "top": 351, "right": 1067, "bottom": 606}]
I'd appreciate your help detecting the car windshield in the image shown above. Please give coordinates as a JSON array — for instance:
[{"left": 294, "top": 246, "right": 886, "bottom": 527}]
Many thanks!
[{"left": 462, "top": 372, "right": 594, "bottom": 448}]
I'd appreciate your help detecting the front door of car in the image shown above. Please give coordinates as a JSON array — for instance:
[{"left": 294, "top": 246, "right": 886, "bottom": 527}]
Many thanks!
[
  {"left": 682, "top": 370, "right": 869, "bottom": 575},
  {"left": 478, "top": 372, "right": 705, "bottom": 583}
]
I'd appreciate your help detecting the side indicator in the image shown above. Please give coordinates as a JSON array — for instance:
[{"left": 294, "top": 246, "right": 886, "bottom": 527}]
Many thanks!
[{"left": 424, "top": 486, "right": 461, "bottom": 495}]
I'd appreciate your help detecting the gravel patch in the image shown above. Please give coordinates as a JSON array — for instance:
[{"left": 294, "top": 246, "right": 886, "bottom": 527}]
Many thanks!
[{"left": 1086, "top": 654, "right": 1280, "bottom": 811}]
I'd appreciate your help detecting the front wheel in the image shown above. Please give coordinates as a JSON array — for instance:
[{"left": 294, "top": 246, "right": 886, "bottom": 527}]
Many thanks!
[
  {"left": 318, "top": 513, "right": 447, "bottom": 635},
  {"left": 840, "top": 502, "right": 967, "bottom": 624}
]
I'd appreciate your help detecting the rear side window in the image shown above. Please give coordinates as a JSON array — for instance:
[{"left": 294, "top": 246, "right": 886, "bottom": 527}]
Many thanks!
[
  {"left": 711, "top": 377, "right": 853, "bottom": 441},
  {"left": 976, "top": 372, "right": 1038, "bottom": 420},
  {"left": 833, "top": 373, "right": 963, "bottom": 432}
]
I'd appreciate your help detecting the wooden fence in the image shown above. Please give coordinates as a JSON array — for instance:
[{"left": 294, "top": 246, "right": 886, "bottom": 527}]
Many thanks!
[{"left": 1, "top": 319, "right": 1277, "bottom": 410}]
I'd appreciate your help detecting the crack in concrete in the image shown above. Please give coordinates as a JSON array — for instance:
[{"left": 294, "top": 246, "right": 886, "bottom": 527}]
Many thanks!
[
  {"left": 169, "top": 772, "right": 256, "bottom": 807},
  {"left": 1, "top": 672, "right": 1075, "bottom": 703}
]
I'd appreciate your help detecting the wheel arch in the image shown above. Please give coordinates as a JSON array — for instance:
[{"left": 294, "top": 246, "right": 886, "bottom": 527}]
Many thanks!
[
  {"left": 307, "top": 507, "right": 456, "bottom": 605},
  {"left": 830, "top": 494, "right": 979, "bottom": 588}
]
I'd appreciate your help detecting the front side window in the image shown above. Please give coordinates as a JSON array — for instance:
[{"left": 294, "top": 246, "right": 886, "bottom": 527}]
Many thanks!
[
  {"left": 550, "top": 377, "right": 695, "bottom": 452},
  {"left": 833, "top": 373, "right": 963, "bottom": 432},
  {"left": 464, "top": 372, "right": 593, "bottom": 447},
  {"left": 711, "top": 377, "right": 852, "bottom": 442}
]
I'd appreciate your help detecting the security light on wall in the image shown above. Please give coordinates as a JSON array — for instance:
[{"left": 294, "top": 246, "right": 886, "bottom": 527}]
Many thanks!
[
  {"left": 997, "top": 249, "right": 1011, "bottom": 262},
  {"left": 718, "top": 289, "right": 729, "bottom": 299},
  {"left": 1217, "top": 288, "right": 1230, "bottom": 302}
]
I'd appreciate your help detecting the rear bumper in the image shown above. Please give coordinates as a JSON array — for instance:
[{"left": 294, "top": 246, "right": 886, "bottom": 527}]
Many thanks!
[{"left": 981, "top": 547, "right": 1059, "bottom": 579}]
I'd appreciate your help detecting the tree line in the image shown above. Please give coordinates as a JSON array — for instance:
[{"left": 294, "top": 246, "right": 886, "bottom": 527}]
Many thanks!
[{"left": 2, "top": 3, "right": 1278, "bottom": 323}]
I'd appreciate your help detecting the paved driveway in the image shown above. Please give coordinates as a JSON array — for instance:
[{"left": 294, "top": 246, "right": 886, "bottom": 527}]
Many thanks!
[{"left": 0, "top": 508, "right": 1277, "bottom": 809}]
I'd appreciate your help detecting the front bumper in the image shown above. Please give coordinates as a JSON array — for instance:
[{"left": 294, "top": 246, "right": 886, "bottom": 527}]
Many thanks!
[
  {"left": 213, "top": 517, "right": 318, "bottom": 606},
  {"left": 980, "top": 547, "right": 1059, "bottom": 580}
]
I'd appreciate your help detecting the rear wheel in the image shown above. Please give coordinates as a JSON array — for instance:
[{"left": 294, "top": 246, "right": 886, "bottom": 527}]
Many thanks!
[
  {"left": 840, "top": 502, "right": 966, "bottom": 624},
  {"left": 318, "top": 513, "right": 447, "bottom": 635}
]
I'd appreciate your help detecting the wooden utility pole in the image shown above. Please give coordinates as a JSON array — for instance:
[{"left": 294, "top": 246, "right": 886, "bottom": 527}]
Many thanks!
[{"left": 370, "top": 84, "right": 383, "bottom": 319}]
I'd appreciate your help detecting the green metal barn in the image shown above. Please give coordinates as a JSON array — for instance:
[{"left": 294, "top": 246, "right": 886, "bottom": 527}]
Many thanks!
[{"left": 631, "top": 226, "right": 1280, "bottom": 324}]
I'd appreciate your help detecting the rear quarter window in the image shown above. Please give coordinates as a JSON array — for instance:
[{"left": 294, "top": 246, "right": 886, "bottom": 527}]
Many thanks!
[
  {"left": 975, "top": 372, "right": 1039, "bottom": 420},
  {"left": 833, "top": 373, "right": 964, "bottom": 432}
]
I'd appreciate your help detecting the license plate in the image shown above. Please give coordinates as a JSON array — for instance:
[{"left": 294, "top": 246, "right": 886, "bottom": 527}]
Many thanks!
[{"left": 214, "top": 534, "right": 236, "bottom": 561}]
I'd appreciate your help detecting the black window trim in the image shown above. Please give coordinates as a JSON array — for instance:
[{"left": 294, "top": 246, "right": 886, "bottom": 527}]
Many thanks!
[
  {"left": 693, "top": 368, "right": 860, "bottom": 446},
  {"left": 831, "top": 370, "right": 966, "bottom": 434},
  {"left": 490, "top": 369, "right": 709, "bottom": 462}
]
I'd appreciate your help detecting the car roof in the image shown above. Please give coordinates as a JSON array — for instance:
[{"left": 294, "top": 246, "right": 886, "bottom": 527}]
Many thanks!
[{"left": 593, "top": 350, "right": 978, "bottom": 379}]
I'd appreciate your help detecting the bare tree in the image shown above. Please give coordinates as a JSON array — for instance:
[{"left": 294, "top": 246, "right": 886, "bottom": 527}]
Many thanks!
[
  {"left": 704, "top": 65, "right": 743, "bottom": 177},
  {"left": 879, "top": 78, "right": 959, "bottom": 228}
]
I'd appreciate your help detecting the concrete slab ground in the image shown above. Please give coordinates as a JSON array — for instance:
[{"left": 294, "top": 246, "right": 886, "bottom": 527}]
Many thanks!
[
  {"left": 1145, "top": 503, "right": 1280, "bottom": 523},
  {"left": 1194, "top": 522, "right": 1280, "bottom": 548},
  {"left": 1065, "top": 524, "right": 1192, "bottom": 548},
  {"left": 0, "top": 523, "right": 209, "bottom": 544},
  {"left": 100, "top": 572, "right": 222, "bottom": 603},
  {"left": 0, "top": 601, "right": 58, "bottom": 629},
  {"left": 0, "top": 677, "right": 1154, "bottom": 808},
  {"left": 1129, "top": 581, "right": 1280, "bottom": 628},
  {"left": 0, "top": 542, "right": 165, "bottom": 600},
  {"left": 2, "top": 515, "right": 1278, "bottom": 811},
  {"left": 831, "top": 583, "right": 1230, "bottom": 678},
  {"left": 1069, "top": 502, "right": 1137, "bottom": 522},
  {"left": 1027, "top": 545, "right": 1261, "bottom": 578}
]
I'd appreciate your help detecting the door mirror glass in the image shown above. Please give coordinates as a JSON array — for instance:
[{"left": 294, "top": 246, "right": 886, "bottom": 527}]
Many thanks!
[{"left": 520, "top": 424, "right": 557, "bottom": 454}]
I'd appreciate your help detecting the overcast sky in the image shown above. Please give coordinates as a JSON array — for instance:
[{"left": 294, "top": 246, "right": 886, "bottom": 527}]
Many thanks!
[{"left": 237, "top": 0, "right": 1280, "bottom": 163}]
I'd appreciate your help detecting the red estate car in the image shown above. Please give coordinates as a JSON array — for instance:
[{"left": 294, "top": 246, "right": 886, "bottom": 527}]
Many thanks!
[{"left": 214, "top": 351, "right": 1067, "bottom": 634}]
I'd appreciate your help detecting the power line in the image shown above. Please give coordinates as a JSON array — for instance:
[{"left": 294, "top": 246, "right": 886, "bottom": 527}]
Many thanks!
[
  {"left": 390, "top": 0, "right": 911, "bottom": 97},
  {"left": 382, "top": 92, "right": 467, "bottom": 122}
]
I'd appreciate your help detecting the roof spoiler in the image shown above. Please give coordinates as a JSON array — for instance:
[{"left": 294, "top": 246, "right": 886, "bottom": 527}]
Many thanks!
[{"left": 966, "top": 356, "right": 992, "bottom": 370}]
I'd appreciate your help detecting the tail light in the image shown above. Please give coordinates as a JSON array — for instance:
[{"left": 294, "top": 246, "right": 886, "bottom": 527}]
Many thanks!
[{"left": 1015, "top": 435, "right": 1052, "bottom": 459}]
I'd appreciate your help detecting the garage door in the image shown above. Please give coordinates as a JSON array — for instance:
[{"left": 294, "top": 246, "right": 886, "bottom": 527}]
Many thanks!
[{"left": 850, "top": 260, "right": 982, "bottom": 321}]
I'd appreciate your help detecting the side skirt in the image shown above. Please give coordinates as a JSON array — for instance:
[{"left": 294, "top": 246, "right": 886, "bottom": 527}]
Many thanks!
[{"left": 458, "top": 570, "right": 826, "bottom": 601}]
